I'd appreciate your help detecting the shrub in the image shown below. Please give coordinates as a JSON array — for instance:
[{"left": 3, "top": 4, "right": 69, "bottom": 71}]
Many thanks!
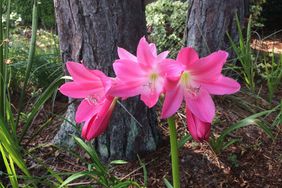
[
  {"left": 146, "top": 0, "right": 188, "bottom": 58},
  {"left": 8, "top": 29, "right": 62, "bottom": 92},
  {"left": 249, "top": 0, "right": 266, "bottom": 28},
  {"left": 12, "top": 0, "right": 55, "bottom": 28}
]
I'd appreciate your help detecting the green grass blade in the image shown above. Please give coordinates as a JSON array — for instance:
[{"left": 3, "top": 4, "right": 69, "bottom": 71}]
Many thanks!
[
  {"left": 255, "top": 121, "right": 274, "bottom": 139},
  {"left": 163, "top": 178, "right": 174, "bottom": 188},
  {"left": 137, "top": 155, "right": 148, "bottom": 187},
  {"left": 228, "top": 14, "right": 255, "bottom": 92},
  {"left": 19, "top": 77, "right": 65, "bottom": 141},
  {"left": 5, "top": 96, "right": 16, "bottom": 137},
  {"left": 47, "top": 167, "right": 64, "bottom": 185},
  {"left": 222, "top": 139, "right": 240, "bottom": 151},
  {"left": 3, "top": 0, "right": 11, "bottom": 120},
  {"left": 16, "top": 0, "right": 38, "bottom": 129},
  {"left": 59, "top": 171, "right": 90, "bottom": 188},
  {"left": 235, "top": 14, "right": 244, "bottom": 50},
  {"left": 0, "top": 117, "right": 30, "bottom": 177},
  {"left": 0, "top": 0, "right": 4, "bottom": 119},
  {"left": 113, "top": 181, "right": 140, "bottom": 188},
  {"left": 9, "top": 155, "right": 18, "bottom": 188},
  {"left": 217, "top": 109, "right": 275, "bottom": 146},
  {"left": 110, "top": 160, "right": 128, "bottom": 165},
  {"left": 0, "top": 144, "right": 18, "bottom": 188},
  {"left": 73, "top": 136, "right": 106, "bottom": 174},
  {"left": 177, "top": 134, "right": 192, "bottom": 149}
]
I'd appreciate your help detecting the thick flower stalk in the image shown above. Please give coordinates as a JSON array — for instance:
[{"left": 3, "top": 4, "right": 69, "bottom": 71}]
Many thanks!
[
  {"left": 59, "top": 62, "right": 116, "bottom": 140},
  {"left": 161, "top": 47, "right": 240, "bottom": 141}
]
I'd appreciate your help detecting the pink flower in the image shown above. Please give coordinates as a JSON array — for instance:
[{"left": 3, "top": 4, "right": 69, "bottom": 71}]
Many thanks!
[
  {"left": 108, "top": 37, "right": 181, "bottom": 108},
  {"left": 161, "top": 48, "right": 240, "bottom": 141},
  {"left": 186, "top": 109, "right": 211, "bottom": 142},
  {"left": 59, "top": 62, "right": 116, "bottom": 140},
  {"left": 80, "top": 96, "right": 117, "bottom": 140}
]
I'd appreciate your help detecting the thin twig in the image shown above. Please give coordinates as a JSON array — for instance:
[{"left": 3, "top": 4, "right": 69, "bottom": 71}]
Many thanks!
[{"left": 117, "top": 100, "right": 143, "bottom": 128}]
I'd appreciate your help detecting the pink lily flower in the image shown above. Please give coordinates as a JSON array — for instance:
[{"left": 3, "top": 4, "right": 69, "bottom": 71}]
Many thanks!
[
  {"left": 59, "top": 62, "right": 116, "bottom": 140},
  {"left": 186, "top": 109, "right": 211, "bottom": 142},
  {"left": 108, "top": 37, "right": 181, "bottom": 108},
  {"left": 161, "top": 47, "right": 240, "bottom": 141}
]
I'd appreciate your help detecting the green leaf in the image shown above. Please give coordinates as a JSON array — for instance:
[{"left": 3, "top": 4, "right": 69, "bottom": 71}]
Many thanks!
[
  {"left": 110, "top": 160, "right": 128, "bottom": 165},
  {"left": 0, "top": 183, "right": 5, "bottom": 188},
  {"left": 5, "top": 96, "right": 16, "bottom": 137},
  {"left": 211, "top": 108, "right": 276, "bottom": 153},
  {"left": 19, "top": 77, "right": 65, "bottom": 141},
  {"left": 59, "top": 171, "right": 90, "bottom": 188},
  {"left": 0, "top": 144, "right": 18, "bottom": 188},
  {"left": 47, "top": 167, "right": 64, "bottom": 184},
  {"left": 137, "top": 155, "right": 147, "bottom": 187},
  {"left": 73, "top": 136, "right": 106, "bottom": 174},
  {"left": 163, "top": 178, "right": 173, "bottom": 188},
  {"left": 0, "top": 117, "right": 30, "bottom": 177},
  {"left": 218, "top": 109, "right": 275, "bottom": 145},
  {"left": 222, "top": 139, "right": 240, "bottom": 151},
  {"left": 15, "top": 0, "right": 39, "bottom": 130},
  {"left": 112, "top": 181, "right": 140, "bottom": 188},
  {"left": 177, "top": 134, "right": 192, "bottom": 149}
]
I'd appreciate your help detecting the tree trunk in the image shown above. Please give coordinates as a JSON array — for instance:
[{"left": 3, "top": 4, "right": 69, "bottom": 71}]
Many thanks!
[
  {"left": 185, "top": 0, "right": 249, "bottom": 57},
  {"left": 53, "top": 0, "right": 161, "bottom": 161}
]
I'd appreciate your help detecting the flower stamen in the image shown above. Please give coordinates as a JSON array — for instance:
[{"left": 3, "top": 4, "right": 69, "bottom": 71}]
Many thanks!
[
  {"left": 180, "top": 71, "right": 200, "bottom": 98},
  {"left": 86, "top": 95, "right": 99, "bottom": 105}
]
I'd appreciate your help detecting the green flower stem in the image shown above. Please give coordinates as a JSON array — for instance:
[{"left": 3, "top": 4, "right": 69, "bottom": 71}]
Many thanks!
[
  {"left": 0, "top": 0, "right": 4, "bottom": 118},
  {"left": 167, "top": 116, "right": 180, "bottom": 188},
  {"left": 16, "top": 0, "right": 38, "bottom": 130}
]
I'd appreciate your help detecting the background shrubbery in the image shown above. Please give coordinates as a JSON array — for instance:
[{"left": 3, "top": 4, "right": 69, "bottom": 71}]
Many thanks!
[
  {"left": 8, "top": 29, "right": 62, "bottom": 93},
  {"left": 12, "top": 0, "right": 55, "bottom": 28},
  {"left": 146, "top": 0, "right": 188, "bottom": 58}
]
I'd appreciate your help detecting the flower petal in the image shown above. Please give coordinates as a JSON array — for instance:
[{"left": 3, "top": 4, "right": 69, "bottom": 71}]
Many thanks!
[
  {"left": 76, "top": 99, "right": 100, "bottom": 123},
  {"left": 140, "top": 91, "right": 159, "bottom": 108},
  {"left": 176, "top": 47, "right": 199, "bottom": 68},
  {"left": 140, "top": 76, "right": 164, "bottom": 108},
  {"left": 59, "top": 82, "right": 104, "bottom": 98},
  {"left": 186, "top": 108, "right": 211, "bottom": 142},
  {"left": 161, "top": 86, "right": 183, "bottom": 118},
  {"left": 108, "top": 80, "right": 143, "bottom": 98},
  {"left": 185, "top": 88, "right": 215, "bottom": 123},
  {"left": 159, "top": 59, "right": 183, "bottom": 78},
  {"left": 81, "top": 116, "right": 93, "bottom": 140},
  {"left": 66, "top": 62, "right": 102, "bottom": 82},
  {"left": 113, "top": 59, "right": 145, "bottom": 80},
  {"left": 190, "top": 50, "right": 228, "bottom": 80},
  {"left": 117, "top": 47, "right": 137, "bottom": 62},
  {"left": 82, "top": 97, "right": 116, "bottom": 140},
  {"left": 164, "top": 76, "right": 180, "bottom": 91},
  {"left": 157, "top": 51, "right": 169, "bottom": 60},
  {"left": 137, "top": 37, "right": 155, "bottom": 67},
  {"left": 198, "top": 75, "right": 241, "bottom": 95},
  {"left": 149, "top": 43, "right": 157, "bottom": 57}
]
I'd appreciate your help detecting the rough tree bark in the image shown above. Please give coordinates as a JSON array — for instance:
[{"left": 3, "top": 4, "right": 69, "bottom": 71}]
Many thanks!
[
  {"left": 185, "top": 0, "right": 249, "bottom": 57},
  {"left": 52, "top": 0, "right": 161, "bottom": 161}
]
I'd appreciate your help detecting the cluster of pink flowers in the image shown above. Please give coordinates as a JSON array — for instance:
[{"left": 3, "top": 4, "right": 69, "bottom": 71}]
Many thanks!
[{"left": 59, "top": 37, "right": 240, "bottom": 141}]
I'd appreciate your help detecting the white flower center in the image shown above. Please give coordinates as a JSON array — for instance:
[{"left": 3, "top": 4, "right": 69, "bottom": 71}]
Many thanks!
[
  {"left": 180, "top": 71, "right": 200, "bottom": 98},
  {"left": 86, "top": 95, "right": 99, "bottom": 105}
]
